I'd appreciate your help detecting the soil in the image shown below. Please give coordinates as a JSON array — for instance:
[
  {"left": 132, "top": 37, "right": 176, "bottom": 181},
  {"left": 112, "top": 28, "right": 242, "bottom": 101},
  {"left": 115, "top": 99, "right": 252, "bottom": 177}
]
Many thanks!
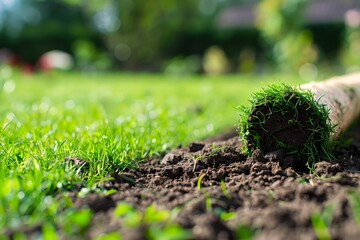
[
  {"left": 66, "top": 122, "right": 360, "bottom": 240},
  {"left": 11, "top": 125, "right": 360, "bottom": 239}
]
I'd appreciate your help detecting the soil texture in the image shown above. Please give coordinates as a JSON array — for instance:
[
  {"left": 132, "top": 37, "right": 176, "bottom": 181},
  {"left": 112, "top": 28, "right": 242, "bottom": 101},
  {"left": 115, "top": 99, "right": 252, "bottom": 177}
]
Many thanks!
[{"left": 67, "top": 123, "right": 360, "bottom": 240}]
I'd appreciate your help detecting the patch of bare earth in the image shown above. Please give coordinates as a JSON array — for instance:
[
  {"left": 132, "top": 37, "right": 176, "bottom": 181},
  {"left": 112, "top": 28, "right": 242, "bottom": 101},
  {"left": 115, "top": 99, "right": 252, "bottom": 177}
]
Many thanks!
[{"left": 73, "top": 125, "right": 360, "bottom": 240}]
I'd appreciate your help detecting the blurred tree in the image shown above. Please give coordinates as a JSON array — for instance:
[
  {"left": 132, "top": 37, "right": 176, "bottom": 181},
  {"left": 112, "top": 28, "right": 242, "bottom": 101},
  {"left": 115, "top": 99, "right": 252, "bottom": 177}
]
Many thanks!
[
  {"left": 56, "top": 0, "right": 203, "bottom": 70},
  {"left": 89, "top": 0, "right": 200, "bottom": 70},
  {"left": 1, "top": 0, "right": 266, "bottom": 72},
  {"left": 256, "top": 0, "right": 318, "bottom": 72}
]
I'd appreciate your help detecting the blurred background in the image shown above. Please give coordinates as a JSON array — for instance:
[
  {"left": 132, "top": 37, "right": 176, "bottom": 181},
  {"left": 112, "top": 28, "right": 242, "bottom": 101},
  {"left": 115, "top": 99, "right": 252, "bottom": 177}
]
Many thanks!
[{"left": 0, "top": 0, "right": 360, "bottom": 79}]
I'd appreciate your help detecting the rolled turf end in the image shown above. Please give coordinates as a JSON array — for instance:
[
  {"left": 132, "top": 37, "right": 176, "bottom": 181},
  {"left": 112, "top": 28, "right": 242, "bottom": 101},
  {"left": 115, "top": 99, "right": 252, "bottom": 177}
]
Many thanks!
[{"left": 238, "top": 84, "right": 335, "bottom": 167}]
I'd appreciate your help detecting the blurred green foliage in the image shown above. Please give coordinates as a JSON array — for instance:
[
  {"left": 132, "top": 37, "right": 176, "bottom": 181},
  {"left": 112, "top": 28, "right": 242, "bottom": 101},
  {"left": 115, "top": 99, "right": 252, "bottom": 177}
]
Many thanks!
[
  {"left": 1, "top": 0, "right": 262, "bottom": 72},
  {"left": 0, "top": 0, "right": 100, "bottom": 63},
  {"left": 111, "top": 0, "right": 199, "bottom": 70},
  {"left": 0, "top": 0, "right": 355, "bottom": 72},
  {"left": 256, "top": 0, "right": 318, "bottom": 72},
  {"left": 76, "top": 0, "right": 222, "bottom": 71},
  {"left": 341, "top": 12, "right": 360, "bottom": 72},
  {"left": 113, "top": 203, "right": 191, "bottom": 239}
]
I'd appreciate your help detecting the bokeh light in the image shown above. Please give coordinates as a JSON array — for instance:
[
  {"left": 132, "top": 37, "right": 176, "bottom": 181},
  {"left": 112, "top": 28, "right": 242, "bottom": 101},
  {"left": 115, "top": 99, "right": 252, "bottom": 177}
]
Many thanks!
[
  {"left": 93, "top": 5, "right": 120, "bottom": 33},
  {"left": 298, "top": 63, "right": 318, "bottom": 82},
  {"left": 345, "top": 9, "right": 360, "bottom": 28},
  {"left": 114, "top": 44, "right": 131, "bottom": 61}
]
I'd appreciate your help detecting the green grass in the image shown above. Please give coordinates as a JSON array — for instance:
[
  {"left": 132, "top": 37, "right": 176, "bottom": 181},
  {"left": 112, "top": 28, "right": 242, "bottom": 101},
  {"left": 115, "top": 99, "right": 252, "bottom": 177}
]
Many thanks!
[{"left": 0, "top": 69, "right": 304, "bottom": 237}]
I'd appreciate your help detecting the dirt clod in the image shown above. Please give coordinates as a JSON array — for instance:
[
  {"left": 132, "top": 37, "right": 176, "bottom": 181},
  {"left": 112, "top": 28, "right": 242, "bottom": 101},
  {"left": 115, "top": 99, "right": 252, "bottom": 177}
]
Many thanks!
[
  {"left": 315, "top": 161, "right": 342, "bottom": 176},
  {"left": 264, "top": 149, "right": 284, "bottom": 161},
  {"left": 188, "top": 142, "right": 206, "bottom": 152}
]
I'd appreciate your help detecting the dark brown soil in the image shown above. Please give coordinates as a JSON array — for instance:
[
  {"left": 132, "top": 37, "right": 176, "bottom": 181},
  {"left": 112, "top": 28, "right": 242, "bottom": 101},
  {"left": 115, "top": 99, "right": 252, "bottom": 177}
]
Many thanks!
[
  {"left": 63, "top": 123, "right": 360, "bottom": 239},
  {"left": 248, "top": 97, "right": 312, "bottom": 154}
]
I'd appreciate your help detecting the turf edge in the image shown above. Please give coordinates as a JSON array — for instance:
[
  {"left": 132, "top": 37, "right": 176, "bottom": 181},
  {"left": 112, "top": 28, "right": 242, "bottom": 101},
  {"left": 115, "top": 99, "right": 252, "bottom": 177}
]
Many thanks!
[{"left": 238, "top": 84, "right": 335, "bottom": 167}]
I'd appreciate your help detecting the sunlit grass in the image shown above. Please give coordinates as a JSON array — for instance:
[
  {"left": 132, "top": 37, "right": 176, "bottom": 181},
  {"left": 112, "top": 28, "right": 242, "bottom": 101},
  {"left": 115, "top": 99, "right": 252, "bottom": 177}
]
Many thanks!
[{"left": 0, "top": 69, "right": 304, "bottom": 236}]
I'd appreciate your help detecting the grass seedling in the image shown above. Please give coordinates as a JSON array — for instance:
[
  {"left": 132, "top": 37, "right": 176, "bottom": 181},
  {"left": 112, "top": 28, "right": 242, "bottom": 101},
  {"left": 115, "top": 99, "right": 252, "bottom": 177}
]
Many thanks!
[
  {"left": 311, "top": 204, "right": 336, "bottom": 240},
  {"left": 220, "top": 179, "right": 231, "bottom": 199},
  {"left": 311, "top": 213, "right": 332, "bottom": 240},
  {"left": 196, "top": 173, "right": 213, "bottom": 212},
  {"left": 235, "top": 225, "right": 257, "bottom": 240},
  {"left": 219, "top": 211, "right": 237, "bottom": 221},
  {"left": 197, "top": 173, "right": 207, "bottom": 191}
]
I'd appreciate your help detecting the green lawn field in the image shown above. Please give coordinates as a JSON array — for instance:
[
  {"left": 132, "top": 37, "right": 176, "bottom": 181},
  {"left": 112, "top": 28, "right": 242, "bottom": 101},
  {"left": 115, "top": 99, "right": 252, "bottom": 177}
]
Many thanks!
[{"left": 0, "top": 70, "right": 305, "bottom": 238}]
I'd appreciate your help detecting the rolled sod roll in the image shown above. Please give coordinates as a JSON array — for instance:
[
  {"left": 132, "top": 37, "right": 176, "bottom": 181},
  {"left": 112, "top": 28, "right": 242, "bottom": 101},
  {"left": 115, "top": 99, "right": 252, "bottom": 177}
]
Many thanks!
[{"left": 239, "top": 72, "right": 360, "bottom": 162}]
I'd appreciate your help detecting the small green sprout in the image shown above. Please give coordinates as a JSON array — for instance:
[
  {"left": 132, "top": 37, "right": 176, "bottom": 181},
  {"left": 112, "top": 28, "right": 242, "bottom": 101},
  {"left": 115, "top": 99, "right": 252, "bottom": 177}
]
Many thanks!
[
  {"left": 311, "top": 204, "right": 336, "bottom": 240},
  {"left": 220, "top": 180, "right": 231, "bottom": 199},
  {"left": 235, "top": 225, "right": 257, "bottom": 240},
  {"left": 311, "top": 213, "right": 331, "bottom": 240},
  {"left": 60, "top": 209, "right": 93, "bottom": 235},
  {"left": 196, "top": 173, "right": 213, "bottom": 212},
  {"left": 144, "top": 205, "right": 171, "bottom": 224},
  {"left": 146, "top": 223, "right": 192, "bottom": 240},
  {"left": 114, "top": 202, "right": 142, "bottom": 227},
  {"left": 197, "top": 173, "right": 206, "bottom": 191},
  {"left": 113, "top": 202, "right": 191, "bottom": 239},
  {"left": 219, "top": 211, "right": 237, "bottom": 221}
]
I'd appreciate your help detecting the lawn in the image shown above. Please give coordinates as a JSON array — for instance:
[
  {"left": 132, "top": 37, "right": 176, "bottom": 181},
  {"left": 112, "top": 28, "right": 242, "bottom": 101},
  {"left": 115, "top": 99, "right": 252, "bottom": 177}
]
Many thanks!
[{"left": 0, "top": 70, "right": 307, "bottom": 238}]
